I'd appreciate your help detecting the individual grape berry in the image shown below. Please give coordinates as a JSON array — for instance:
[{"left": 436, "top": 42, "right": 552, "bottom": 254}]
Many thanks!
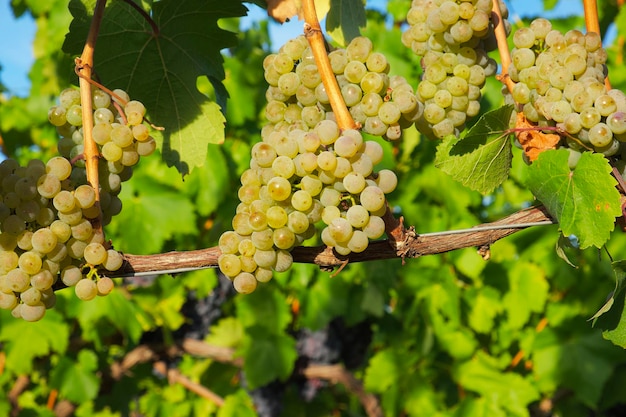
[
  {"left": 96, "top": 277, "right": 115, "bottom": 296},
  {"left": 48, "top": 106, "right": 67, "bottom": 126},
  {"left": 103, "top": 249, "right": 124, "bottom": 272},
  {"left": 233, "top": 272, "right": 258, "bottom": 294},
  {"left": 20, "top": 302, "right": 46, "bottom": 322},
  {"left": 75, "top": 278, "right": 98, "bottom": 301},
  {"left": 83, "top": 242, "right": 108, "bottom": 265}
]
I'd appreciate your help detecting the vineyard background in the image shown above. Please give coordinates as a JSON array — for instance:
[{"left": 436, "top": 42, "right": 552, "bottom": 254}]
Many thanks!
[{"left": 2, "top": 0, "right": 626, "bottom": 416}]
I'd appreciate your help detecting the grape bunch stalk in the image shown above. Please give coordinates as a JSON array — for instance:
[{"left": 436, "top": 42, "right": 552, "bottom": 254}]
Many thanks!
[
  {"left": 218, "top": 36, "right": 406, "bottom": 293},
  {"left": 0, "top": 86, "right": 156, "bottom": 321}
]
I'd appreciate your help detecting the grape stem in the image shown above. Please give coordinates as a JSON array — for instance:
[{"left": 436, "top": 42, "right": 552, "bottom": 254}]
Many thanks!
[
  {"left": 584, "top": 0, "right": 601, "bottom": 36},
  {"left": 583, "top": 0, "right": 612, "bottom": 89},
  {"left": 46, "top": 389, "right": 58, "bottom": 411},
  {"left": 492, "top": 0, "right": 515, "bottom": 94},
  {"left": 72, "top": 74, "right": 165, "bottom": 131},
  {"left": 76, "top": 0, "right": 107, "bottom": 238},
  {"left": 301, "top": 0, "right": 359, "bottom": 131}
]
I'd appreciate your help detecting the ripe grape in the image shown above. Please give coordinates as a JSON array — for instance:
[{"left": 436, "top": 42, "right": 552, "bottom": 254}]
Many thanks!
[
  {"left": 233, "top": 272, "right": 258, "bottom": 294},
  {"left": 20, "top": 302, "right": 46, "bottom": 322},
  {"left": 3, "top": 85, "right": 149, "bottom": 321},
  {"left": 83, "top": 242, "right": 108, "bottom": 265},
  {"left": 75, "top": 279, "right": 98, "bottom": 301},
  {"left": 96, "top": 277, "right": 115, "bottom": 296}
]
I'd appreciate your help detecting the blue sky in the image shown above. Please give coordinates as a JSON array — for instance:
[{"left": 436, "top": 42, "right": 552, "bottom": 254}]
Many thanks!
[{"left": 0, "top": 0, "right": 585, "bottom": 97}]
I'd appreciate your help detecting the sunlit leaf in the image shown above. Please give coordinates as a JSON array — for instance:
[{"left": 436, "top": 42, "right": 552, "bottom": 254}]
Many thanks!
[
  {"left": 0, "top": 310, "right": 69, "bottom": 374},
  {"left": 239, "top": 327, "right": 297, "bottom": 389},
  {"left": 435, "top": 105, "right": 514, "bottom": 194},
  {"left": 64, "top": 0, "right": 247, "bottom": 174},
  {"left": 326, "top": 0, "right": 366, "bottom": 46},
  {"left": 525, "top": 149, "right": 621, "bottom": 249},
  {"left": 49, "top": 350, "right": 100, "bottom": 403}
]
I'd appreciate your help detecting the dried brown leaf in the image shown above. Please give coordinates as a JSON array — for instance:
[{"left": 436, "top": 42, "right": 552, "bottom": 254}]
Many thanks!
[
  {"left": 266, "top": 0, "right": 302, "bottom": 23},
  {"left": 515, "top": 112, "right": 561, "bottom": 161}
]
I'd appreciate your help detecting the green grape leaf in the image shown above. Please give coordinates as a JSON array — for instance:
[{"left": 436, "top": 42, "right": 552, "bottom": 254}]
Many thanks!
[
  {"left": 466, "top": 286, "right": 501, "bottom": 334},
  {"left": 49, "top": 350, "right": 100, "bottom": 403},
  {"left": 217, "top": 390, "right": 256, "bottom": 417},
  {"left": 183, "top": 145, "right": 230, "bottom": 216},
  {"left": 591, "top": 260, "right": 626, "bottom": 322},
  {"left": 364, "top": 349, "right": 399, "bottom": 393},
  {"left": 64, "top": 289, "right": 145, "bottom": 346},
  {"left": 64, "top": 0, "right": 247, "bottom": 175},
  {"left": 239, "top": 327, "right": 297, "bottom": 389},
  {"left": 326, "top": 0, "right": 366, "bottom": 46},
  {"left": 555, "top": 234, "right": 579, "bottom": 268},
  {"left": 0, "top": 310, "right": 69, "bottom": 374},
  {"left": 532, "top": 330, "right": 621, "bottom": 408},
  {"left": 220, "top": 57, "right": 258, "bottom": 127},
  {"left": 110, "top": 177, "right": 196, "bottom": 254},
  {"left": 435, "top": 105, "right": 515, "bottom": 195},
  {"left": 205, "top": 317, "right": 244, "bottom": 348},
  {"left": 437, "top": 329, "right": 477, "bottom": 359},
  {"left": 594, "top": 260, "right": 626, "bottom": 347},
  {"left": 543, "top": 0, "right": 558, "bottom": 10},
  {"left": 599, "top": 290, "right": 626, "bottom": 348},
  {"left": 0, "top": 402, "right": 9, "bottom": 417},
  {"left": 503, "top": 262, "right": 549, "bottom": 329},
  {"left": 454, "top": 351, "right": 539, "bottom": 416},
  {"left": 452, "top": 398, "right": 503, "bottom": 417},
  {"left": 525, "top": 149, "right": 621, "bottom": 249},
  {"left": 300, "top": 271, "right": 350, "bottom": 329},
  {"left": 131, "top": 277, "right": 188, "bottom": 331},
  {"left": 235, "top": 285, "right": 291, "bottom": 333}
]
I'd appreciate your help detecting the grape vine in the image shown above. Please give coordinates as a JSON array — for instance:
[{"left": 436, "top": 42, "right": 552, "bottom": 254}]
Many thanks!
[
  {"left": 5, "top": 0, "right": 621, "bottom": 306},
  {"left": 3, "top": 0, "right": 626, "bottom": 415}
]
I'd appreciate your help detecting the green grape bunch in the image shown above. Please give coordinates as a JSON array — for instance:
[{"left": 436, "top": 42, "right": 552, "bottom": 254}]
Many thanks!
[
  {"left": 0, "top": 157, "right": 123, "bottom": 321},
  {"left": 509, "top": 18, "right": 626, "bottom": 164},
  {"left": 49, "top": 87, "right": 157, "bottom": 225},
  {"left": 402, "top": 0, "right": 510, "bottom": 138},
  {"left": 0, "top": 86, "right": 156, "bottom": 322},
  {"left": 218, "top": 35, "right": 401, "bottom": 294},
  {"left": 265, "top": 35, "right": 421, "bottom": 140}
]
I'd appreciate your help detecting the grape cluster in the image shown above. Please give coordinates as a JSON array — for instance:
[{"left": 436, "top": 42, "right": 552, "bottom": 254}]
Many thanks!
[
  {"left": 402, "top": 0, "right": 509, "bottom": 138},
  {"left": 509, "top": 19, "right": 626, "bottom": 160},
  {"left": 0, "top": 157, "right": 123, "bottom": 321},
  {"left": 0, "top": 87, "right": 154, "bottom": 321},
  {"left": 49, "top": 87, "right": 156, "bottom": 225},
  {"left": 264, "top": 36, "right": 420, "bottom": 140},
  {"left": 218, "top": 36, "right": 399, "bottom": 293}
]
